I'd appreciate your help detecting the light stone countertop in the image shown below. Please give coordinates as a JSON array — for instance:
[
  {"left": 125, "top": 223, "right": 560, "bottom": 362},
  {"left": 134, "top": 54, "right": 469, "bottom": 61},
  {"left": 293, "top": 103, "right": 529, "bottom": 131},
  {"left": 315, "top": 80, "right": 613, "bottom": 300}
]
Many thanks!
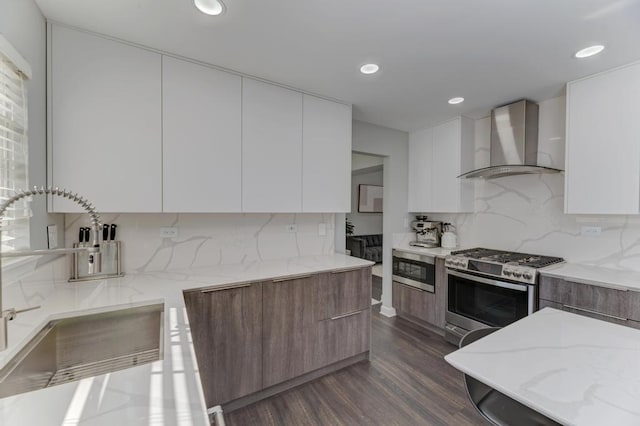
[
  {"left": 540, "top": 263, "right": 640, "bottom": 292},
  {"left": 0, "top": 254, "right": 373, "bottom": 426},
  {"left": 445, "top": 307, "right": 640, "bottom": 426}
]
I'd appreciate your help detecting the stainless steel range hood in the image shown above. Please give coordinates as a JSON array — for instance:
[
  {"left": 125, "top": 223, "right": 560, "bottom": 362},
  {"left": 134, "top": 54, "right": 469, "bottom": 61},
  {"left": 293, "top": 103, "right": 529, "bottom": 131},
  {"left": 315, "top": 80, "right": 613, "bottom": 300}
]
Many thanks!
[{"left": 459, "top": 100, "right": 563, "bottom": 179}]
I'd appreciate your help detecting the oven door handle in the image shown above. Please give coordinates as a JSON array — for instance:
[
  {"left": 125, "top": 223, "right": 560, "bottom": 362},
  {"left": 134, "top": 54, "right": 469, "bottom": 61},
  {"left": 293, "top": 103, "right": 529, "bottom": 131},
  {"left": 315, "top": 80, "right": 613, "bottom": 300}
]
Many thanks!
[
  {"left": 447, "top": 269, "right": 528, "bottom": 292},
  {"left": 392, "top": 250, "right": 435, "bottom": 265}
]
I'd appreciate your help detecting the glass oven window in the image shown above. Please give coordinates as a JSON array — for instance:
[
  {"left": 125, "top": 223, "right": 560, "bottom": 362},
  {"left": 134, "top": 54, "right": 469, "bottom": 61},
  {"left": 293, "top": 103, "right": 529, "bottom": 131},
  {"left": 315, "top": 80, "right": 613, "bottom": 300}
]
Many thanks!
[
  {"left": 392, "top": 257, "right": 435, "bottom": 285},
  {"left": 448, "top": 274, "right": 528, "bottom": 327}
]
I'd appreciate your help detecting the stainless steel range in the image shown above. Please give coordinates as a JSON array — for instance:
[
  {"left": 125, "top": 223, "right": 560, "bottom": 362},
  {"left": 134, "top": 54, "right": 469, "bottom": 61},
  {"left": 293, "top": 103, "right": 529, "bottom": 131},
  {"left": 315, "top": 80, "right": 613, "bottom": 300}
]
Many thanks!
[{"left": 444, "top": 248, "right": 564, "bottom": 345}]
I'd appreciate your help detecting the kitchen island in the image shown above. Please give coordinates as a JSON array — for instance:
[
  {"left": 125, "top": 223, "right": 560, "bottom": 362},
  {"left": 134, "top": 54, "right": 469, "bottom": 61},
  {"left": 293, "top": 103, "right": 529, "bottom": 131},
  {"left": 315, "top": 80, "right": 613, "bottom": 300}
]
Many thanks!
[
  {"left": 0, "top": 254, "right": 373, "bottom": 425},
  {"left": 445, "top": 308, "right": 640, "bottom": 426}
]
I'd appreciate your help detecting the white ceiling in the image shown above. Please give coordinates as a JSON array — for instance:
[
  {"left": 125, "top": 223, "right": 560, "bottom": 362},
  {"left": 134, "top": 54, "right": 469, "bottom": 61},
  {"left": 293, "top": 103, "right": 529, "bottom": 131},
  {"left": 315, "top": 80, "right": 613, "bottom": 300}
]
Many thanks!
[{"left": 35, "top": 0, "right": 640, "bottom": 132}]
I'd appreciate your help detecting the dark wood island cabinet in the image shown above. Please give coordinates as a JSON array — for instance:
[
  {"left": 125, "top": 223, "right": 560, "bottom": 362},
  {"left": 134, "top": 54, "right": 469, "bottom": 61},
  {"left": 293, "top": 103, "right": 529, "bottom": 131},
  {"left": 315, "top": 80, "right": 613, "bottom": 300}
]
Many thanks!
[{"left": 183, "top": 265, "right": 372, "bottom": 412}]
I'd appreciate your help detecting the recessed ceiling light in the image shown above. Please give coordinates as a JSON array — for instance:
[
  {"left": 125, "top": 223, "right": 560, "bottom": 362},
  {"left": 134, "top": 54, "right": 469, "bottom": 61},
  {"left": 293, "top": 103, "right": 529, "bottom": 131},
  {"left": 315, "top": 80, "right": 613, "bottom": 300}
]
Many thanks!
[
  {"left": 360, "top": 64, "right": 380, "bottom": 75},
  {"left": 194, "top": 0, "right": 225, "bottom": 15},
  {"left": 574, "top": 45, "right": 605, "bottom": 59},
  {"left": 448, "top": 97, "right": 464, "bottom": 105}
]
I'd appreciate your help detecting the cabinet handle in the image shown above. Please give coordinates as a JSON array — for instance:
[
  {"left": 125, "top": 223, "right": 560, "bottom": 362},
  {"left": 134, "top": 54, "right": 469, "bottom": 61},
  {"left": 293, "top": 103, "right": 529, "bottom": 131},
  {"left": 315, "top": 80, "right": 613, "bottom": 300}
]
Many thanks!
[
  {"left": 272, "top": 274, "right": 312, "bottom": 283},
  {"left": 330, "top": 311, "right": 363, "bottom": 321},
  {"left": 330, "top": 267, "right": 363, "bottom": 274},
  {"left": 563, "top": 304, "right": 628, "bottom": 321},
  {"left": 200, "top": 283, "right": 251, "bottom": 293}
]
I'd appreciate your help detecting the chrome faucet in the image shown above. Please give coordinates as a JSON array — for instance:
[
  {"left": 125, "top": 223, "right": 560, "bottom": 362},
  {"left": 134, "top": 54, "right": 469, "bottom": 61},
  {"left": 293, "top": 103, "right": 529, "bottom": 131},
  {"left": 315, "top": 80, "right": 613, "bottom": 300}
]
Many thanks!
[{"left": 0, "top": 187, "right": 102, "bottom": 351}]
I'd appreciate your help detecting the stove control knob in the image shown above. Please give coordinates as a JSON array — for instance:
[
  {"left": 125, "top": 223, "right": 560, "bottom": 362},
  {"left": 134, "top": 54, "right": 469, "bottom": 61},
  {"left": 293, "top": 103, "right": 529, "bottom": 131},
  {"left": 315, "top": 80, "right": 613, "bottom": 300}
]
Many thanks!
[
  {"left": 503, "top": 269, "right": 513, "bottom": 277},
  {"left": 512, "top": 270, "right": 523, "bottom": 278},
  {"left": 522, "top": 272, "right": 533, "bottom": 280}
]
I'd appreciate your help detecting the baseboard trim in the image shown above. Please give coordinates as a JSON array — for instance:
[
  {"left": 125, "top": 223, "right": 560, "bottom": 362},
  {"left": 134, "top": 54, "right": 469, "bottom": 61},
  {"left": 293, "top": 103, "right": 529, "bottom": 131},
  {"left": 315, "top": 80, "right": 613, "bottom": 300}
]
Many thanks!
[
  {"left": 222, "top": 352, "right": 370, "bottom": 413},
  {"left": 379, "top": 305, "right": 397, "bottom": 318}
]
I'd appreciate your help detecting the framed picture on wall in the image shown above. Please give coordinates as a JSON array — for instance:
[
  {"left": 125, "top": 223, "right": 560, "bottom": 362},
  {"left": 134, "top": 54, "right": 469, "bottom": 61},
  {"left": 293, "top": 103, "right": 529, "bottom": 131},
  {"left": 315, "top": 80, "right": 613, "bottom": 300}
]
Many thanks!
[{"left": 358, "top": 184, "right": 383, "bottom": 213}]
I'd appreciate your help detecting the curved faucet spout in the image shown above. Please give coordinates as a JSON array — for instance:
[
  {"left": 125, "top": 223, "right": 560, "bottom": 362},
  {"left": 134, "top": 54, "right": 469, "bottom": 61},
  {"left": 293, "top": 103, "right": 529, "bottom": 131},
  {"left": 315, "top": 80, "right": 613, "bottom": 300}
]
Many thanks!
[{"left": 0, "top": 186, "right": 102, "bottom": 351}]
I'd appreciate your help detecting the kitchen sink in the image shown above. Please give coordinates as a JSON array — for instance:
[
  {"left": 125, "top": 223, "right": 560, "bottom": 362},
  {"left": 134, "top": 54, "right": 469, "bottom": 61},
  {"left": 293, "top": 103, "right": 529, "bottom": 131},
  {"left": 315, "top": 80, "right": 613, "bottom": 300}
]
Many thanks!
[{"left": 0, "top": 302, "right": 164, "bottom": 398}]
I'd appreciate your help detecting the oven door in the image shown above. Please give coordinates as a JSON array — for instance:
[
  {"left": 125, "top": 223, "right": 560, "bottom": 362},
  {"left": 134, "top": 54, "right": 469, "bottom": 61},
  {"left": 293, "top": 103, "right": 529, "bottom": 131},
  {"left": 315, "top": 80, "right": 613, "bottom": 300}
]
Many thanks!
[{"left": 446, "top": 269, "right": 535, "bottom": 330}]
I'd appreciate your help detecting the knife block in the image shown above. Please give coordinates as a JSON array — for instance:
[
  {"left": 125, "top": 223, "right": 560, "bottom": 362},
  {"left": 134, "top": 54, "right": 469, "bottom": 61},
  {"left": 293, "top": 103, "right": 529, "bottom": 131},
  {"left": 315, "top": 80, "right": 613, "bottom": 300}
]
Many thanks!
[{"left": 69, "top": 240, "right": 124, "bottom": 282}]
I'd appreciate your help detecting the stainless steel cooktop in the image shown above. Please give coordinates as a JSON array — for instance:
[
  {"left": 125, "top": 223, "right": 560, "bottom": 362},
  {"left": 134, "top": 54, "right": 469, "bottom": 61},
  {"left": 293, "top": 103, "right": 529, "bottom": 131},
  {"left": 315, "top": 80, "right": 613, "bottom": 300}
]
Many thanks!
[{"left": 445, "top": 247, "right": 564, "bottom": 284}]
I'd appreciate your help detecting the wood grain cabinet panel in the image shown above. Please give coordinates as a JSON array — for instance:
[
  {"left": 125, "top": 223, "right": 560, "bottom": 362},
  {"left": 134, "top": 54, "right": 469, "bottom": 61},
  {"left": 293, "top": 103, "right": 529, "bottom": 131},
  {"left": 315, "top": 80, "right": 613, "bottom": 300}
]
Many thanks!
[
  {"left": 538, "top": 299, "right": 640, "bottom": 330},
  {"left": 434, "top": 257, "right": 447, "bottom": 328},
  {"left": 262, "top": 275, "right": 318, "bottom": 387},
  {"left": 393, "top": 281, "right": 438, "bottom": 326},
  {"left": 539, "top": 276, "right": 628, "bottom": 319},
  {"left": 316, "top": 267, "right": 372, "bottom": 320},
  {"left": 183, "top": 282, "right": 262, "bottom": 407},
  {"left": 317, "top": 309, "right": 370, "bottom": 366}
]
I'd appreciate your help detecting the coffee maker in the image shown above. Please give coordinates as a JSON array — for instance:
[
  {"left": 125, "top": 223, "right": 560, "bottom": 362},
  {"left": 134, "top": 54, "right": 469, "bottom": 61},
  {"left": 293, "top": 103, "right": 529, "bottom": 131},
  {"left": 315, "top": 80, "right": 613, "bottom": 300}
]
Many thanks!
[{"left": 409, "top": 216, "right": 442, "bottom": 248}]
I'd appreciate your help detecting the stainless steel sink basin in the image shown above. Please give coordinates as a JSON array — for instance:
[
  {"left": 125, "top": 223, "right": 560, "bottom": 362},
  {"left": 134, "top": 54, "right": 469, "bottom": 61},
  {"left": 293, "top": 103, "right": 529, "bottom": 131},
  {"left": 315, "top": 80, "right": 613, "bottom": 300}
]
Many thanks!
[{"left": 0, "top": 302, "right": 164, "bottom": 398}]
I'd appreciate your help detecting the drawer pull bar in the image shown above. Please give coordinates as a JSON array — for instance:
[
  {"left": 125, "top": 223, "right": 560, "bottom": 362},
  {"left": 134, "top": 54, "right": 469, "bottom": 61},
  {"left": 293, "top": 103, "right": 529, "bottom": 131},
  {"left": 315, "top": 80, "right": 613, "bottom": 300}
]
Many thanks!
[
  {"left": 272, "top": 275, "right": 312, "bottom": 283},
  {"left": 201, "top": 283, "right": 251, "bottom": 293},
  {"left": 563, "top": 304, "right": 628, "bottom": 322},
  {"left": 331, "top": 268, "right": 363, "bottom": 274},
  {"left": 330, "top": 311, "right": 362, "bottom": 321}
]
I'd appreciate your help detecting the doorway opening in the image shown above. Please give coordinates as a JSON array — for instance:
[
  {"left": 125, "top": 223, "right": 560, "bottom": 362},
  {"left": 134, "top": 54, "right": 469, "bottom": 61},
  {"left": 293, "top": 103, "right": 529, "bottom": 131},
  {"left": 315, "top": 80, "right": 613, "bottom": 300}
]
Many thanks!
[{"left": 346, "top": 152, "right": 384, "bottom": 304}]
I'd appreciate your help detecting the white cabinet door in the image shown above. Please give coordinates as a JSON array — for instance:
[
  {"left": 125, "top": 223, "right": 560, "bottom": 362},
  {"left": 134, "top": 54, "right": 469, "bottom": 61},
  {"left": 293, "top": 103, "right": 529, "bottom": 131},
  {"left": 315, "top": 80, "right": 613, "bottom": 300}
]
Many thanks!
[
  {"left": 431, "top": 119, "right": 461, "bottom": 212},
  {"left": 242, "top": 79, "right": 303, "bottom": 212},
  {"left": 407, "top": 127, "right": 433, "bottom": 212},
  {"left": 408, "top": 117, "right": 474, "bottom": 213},
  {"left": 302, "top": 95, "right": 351, "bottom": 212},
  {"left": 565, "top": 61, "right": 640, "bottom": 214},
  {"left": 162, "top": 56, "right": 241, "bottom": 212},
  {"left": 50, "top": 25, "right": 162, "bottom": 213}
]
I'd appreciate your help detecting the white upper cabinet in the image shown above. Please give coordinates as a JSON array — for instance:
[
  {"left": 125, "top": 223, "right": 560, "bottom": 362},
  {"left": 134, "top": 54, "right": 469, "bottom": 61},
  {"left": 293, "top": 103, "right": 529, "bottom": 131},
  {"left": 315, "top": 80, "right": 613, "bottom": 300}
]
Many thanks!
[
  {"left": 302, "top": 95, "right": 352, "bottom": 212},
  {"left": 408, "top": 127, "right": 433, "bottom": 212},
  {"left": 162, "top": 56, "right": 242, "bottom": 212},
  {"left": 565, "top": 61, "right": 640, "bottom": 215},
  {"left": 49, "top": 25, "right": 162, "bottom": 212},
  {"left": 49, "top": 26, "right": 352, "bottom": 214},
  {"left": 242, "top": 78, "right": 303, "bottom": 212},
  {"left": 408, "top": 117, "right": 474, "bottom": 213}
]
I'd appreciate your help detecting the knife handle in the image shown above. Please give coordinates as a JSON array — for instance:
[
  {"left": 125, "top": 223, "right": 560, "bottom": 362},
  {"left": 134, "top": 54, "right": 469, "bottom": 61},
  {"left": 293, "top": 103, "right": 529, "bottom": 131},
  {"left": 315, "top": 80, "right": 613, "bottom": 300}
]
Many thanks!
[
  {"left": 79, "top": 227, "right": 85, "bottom": 244},
  {"left": 110, "top": 224, "right": 117, "bottom": 241},
  {"left": 103, "top": 224, "right": 109, "bottom": 241},
  {"left": 83, "top": 227, "right": 91, "bottom": 244}
]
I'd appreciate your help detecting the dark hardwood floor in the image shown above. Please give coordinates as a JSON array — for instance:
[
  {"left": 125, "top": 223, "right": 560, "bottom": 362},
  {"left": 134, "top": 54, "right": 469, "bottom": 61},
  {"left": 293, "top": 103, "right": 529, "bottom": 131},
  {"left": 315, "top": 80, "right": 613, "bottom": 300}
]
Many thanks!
[{"left": 225, "top": 306, "right": 486, "bottom": 425}]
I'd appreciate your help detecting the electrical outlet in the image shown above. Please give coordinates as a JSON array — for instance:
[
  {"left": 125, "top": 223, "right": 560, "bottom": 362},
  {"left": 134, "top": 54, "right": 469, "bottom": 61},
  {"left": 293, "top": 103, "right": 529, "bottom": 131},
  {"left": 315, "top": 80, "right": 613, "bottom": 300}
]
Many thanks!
[
  {"left": 286, "top": 224, "right": 298, "bottom": 233},
  {"left": 318, "top": 223, "right": 326, "bottom": 236},
  {"left": 581, "top": 226, "right": 601, "bottom": 236},
  {"left": 47, "top": 225, "right": 58, "bottom": 249},
  {"left": 160, "top": 227, "right": 179, "bottom": 238}
]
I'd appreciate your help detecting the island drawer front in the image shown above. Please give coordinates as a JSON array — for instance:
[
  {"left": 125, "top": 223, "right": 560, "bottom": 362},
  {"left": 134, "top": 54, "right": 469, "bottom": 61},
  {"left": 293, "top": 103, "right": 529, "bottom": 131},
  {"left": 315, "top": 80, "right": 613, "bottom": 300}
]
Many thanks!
[
  {"left": 539, "top": 299, "right": 640, "bottom": 329},
  {"left": 316, "top": 308, "right": 370, "bottom": 365},
  {"left": 539, "top": 276, "right": 630, "bottom": 320},
  {"left": 316, "top": 266, "right": 372, "bottom": 320}
]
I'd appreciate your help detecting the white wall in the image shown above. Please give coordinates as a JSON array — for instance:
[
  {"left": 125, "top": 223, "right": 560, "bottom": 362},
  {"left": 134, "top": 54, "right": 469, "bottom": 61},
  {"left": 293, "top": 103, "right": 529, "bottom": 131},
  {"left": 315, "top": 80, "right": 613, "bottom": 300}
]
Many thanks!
[
  {"left": 348, "top": 167, "right": 383, "bottom": 236},
  {"left": 352, "top": 152, "right": 383, "bottom": 171},
  {"left": 0, "top": 0, "right": 64, "bottom": 249},
  {"left": 406, "top": 95, "right": 640, "bottom": 273},
  {"left": 344, "top": 120, "right": 410, "bottom": 315},
  {"left": 66, "top": 213, "right": 335, "bottom": 273}
]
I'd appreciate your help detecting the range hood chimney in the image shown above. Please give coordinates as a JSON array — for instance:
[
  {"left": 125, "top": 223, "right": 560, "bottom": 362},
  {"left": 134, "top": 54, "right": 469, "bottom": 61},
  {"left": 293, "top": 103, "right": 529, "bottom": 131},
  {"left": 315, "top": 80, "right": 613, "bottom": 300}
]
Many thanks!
[{"left": 458, "top": 100, "right": 563, "bottom": 179}]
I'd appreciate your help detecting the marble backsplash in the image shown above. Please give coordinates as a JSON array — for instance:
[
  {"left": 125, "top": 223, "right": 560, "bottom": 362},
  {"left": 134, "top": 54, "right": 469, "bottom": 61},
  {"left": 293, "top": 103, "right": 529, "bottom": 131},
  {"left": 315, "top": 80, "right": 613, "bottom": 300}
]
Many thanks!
[
  {"left": 64, "top": 213, "right": 335, "bottom": 274},
  {"left": 413, "top": 96, "right": 640, "bottom": 272}
]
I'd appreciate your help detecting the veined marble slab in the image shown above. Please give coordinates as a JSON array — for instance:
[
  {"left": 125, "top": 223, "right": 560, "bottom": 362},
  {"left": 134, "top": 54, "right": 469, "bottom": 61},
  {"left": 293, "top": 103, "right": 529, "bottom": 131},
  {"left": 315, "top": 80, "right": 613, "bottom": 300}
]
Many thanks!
[
  {"left": 445, "top": 308, "right": 640, "bottom": 426},
  {"left": 0, "top": 254, "right": 373, "bottom": 426}
]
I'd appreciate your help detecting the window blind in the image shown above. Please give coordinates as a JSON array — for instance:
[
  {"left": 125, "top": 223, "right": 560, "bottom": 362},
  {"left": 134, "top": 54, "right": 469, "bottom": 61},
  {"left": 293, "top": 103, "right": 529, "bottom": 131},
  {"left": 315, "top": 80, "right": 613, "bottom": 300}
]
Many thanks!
[{"left": 0, "top": 51, "right": 29, "bottom": 252}]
